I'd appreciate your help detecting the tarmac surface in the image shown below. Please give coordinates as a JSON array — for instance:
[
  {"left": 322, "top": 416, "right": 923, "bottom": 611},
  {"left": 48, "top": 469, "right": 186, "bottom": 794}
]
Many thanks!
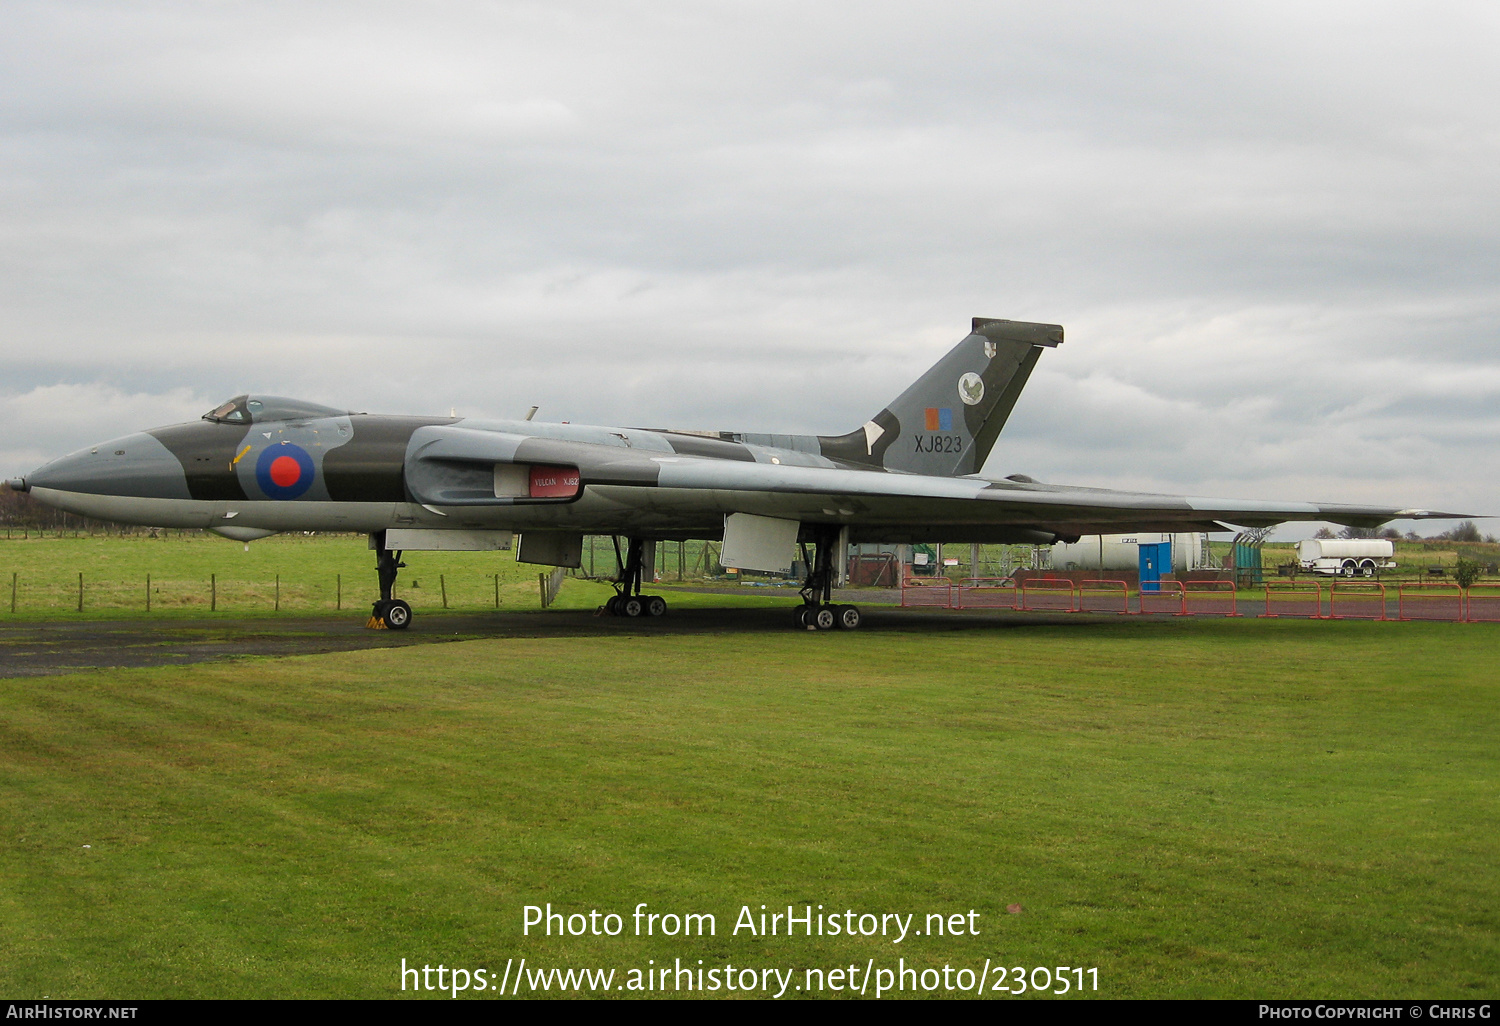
[
  {"left": 0, "top": 601, "right": 1091, "bottom": 679},
  {"left": 1, "top": 586, "right": 1454, "bottom": 679}
]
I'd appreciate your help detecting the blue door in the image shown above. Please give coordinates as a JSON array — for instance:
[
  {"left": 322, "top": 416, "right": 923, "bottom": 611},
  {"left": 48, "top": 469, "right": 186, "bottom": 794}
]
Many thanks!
[{"left": 1139, "top": 542, "right": 1170, "bottom": 593}]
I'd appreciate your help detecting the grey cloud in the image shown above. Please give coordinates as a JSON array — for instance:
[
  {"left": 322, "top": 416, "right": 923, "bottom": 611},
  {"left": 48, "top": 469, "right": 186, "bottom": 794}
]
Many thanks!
[{"left": 1, "top": 1, "right": 1495, "bottom": 525}]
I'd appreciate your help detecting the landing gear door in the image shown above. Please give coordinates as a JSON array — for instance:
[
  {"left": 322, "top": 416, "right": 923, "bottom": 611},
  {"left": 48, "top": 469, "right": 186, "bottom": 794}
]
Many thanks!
[
  {"left": 517, "top": 531, "right": 584, "bottom": 568},
  {"left": 720, "top": 513, "right": 800, "bottom": 574}
]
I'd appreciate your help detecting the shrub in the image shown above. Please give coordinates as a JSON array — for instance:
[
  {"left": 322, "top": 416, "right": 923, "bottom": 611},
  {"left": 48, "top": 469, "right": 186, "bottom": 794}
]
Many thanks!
[{"left": 1454, "top": 557, "right": 1484, "bottom": 590}]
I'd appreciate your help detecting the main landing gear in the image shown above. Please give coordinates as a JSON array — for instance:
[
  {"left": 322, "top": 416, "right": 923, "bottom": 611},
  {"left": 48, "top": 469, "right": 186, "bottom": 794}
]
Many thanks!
[
  {"left": 599, "top": 536, "right": 668, "bottom": 619},
  {"left": 368, "top": 531, "right": 413, "bottom": 630},
  {"left": 794, "top": 527, "right": 862, "bottom": 630}
]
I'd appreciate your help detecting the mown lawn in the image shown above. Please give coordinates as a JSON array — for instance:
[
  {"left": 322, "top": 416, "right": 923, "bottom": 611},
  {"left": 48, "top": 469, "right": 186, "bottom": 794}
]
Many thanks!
[
  {"left": 0, "top": 615, "right": 1495, "bottom": 998},
  {"left": 0, "top": 533, "right": 757, "bottom": 619}
]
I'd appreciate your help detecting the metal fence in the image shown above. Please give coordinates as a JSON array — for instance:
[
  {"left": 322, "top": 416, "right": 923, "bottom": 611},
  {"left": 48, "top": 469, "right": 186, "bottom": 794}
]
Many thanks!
[
  {"left": 1329, "top": 582, "right": 1388, "bottom": 621},
  {"left": 896, "top": 574, "right": 1492, "bottom": 625},
  {"left": 1398, "top": 582, "right": 1464, "bottom": 622}
]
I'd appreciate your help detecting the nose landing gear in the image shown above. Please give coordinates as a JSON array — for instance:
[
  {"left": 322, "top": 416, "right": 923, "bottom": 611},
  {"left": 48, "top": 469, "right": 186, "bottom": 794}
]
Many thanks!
[{"left": 368, "top": 532, "right": 413, "bottom": 630}]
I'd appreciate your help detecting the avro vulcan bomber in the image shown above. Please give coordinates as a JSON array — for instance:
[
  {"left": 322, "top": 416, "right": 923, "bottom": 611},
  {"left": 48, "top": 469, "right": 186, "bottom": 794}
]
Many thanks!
[{"left": 10, "top": 318, "right": 1466, "bottom": 629}]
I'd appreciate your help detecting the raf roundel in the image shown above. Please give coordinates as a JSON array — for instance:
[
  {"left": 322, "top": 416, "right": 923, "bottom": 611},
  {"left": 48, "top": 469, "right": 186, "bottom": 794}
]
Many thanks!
[{"left": 255, "top": 442, "right": 316, "bottom": 500}]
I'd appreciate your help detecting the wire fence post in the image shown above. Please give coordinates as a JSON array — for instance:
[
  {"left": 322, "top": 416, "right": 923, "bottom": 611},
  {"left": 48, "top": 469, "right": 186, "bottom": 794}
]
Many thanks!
[
  {"left": 10, "top": 572, "right": 16, "bottom": 614},
  {"left": 336, "top": 573, "right": 342, "bottom": 611},
  {"left": 146, "top": 573, "right": 151, "bottom": 613},
  {"left": 493, "top": 574, "right": 499, "bottom": 609},
  {"left": 77, "top": 572, "right": 83, "bottom": 613},
  {"left": 275, "top": 573, "right": 280, "bottom": 612},
  {"left": 440, "top": 574, "right": 448, "bottom": 609},
  {"left": 211, "top": 573, "right": 217, "bottom": 612}
]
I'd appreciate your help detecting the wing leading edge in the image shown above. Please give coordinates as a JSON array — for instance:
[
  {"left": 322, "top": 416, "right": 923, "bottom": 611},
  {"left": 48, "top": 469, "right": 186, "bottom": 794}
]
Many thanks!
[{"left": 636, "top": 458, "right": 1469, "bottom": 542}]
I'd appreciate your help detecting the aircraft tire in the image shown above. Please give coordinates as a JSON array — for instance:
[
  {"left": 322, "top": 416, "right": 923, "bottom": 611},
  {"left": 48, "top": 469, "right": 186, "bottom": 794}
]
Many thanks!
[
  {"left": 385, "top": 599, "right": 413, "bottom": 630},
  {"left": 622, "top": 596, "right": 644, "bottom": 618},
  {"left": 605, "top": 595, "right": 622, "bottom": 616},
  {"left": 645, "top": 595, "right": 667, "bottom": 617},
  {"left": 813, "top": 606, "right": 837, "bottom": 630},
  {"left": 836, "top": 604, "right": 862, "bottom": 630},
  {"left": 795, "top": 604, "right": 814, "bottom": 628}
]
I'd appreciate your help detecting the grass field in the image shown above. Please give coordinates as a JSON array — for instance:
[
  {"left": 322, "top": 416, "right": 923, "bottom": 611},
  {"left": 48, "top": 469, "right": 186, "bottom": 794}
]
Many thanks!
[
  {"left": 1242, "top": 541, "right": 1500, "bottom": 575},
  {"left": 4, "top": 534, "right": 1496, "bottom": 622},
  {"left": 1, "top": 613, "right": 1495, "bottom": 999},
  {"left": 0, "top": 533, "right": 713, "bottom": 618}
]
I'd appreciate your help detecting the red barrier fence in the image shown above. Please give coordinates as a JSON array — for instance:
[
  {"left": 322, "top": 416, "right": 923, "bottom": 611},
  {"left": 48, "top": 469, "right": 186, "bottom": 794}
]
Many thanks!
[
  {"left": 1020, "top": 578, "right": 1077, "bottom": 612},
  {"left": 900, "top": 576, "right": 953, "bottom": 608},
  {"left": 955, "top": 578, "right": 1017, "bottom": 610},
  {"left": 1261, "top": 584, "right": 1326, "bottom": 619},
  {"left": 1138, "top": 580, "right": 1186, "bottom": 615},
  {"left": 1077, "top": 579, "right": 1130, "bottom": 615},
  {"left": 1184, "top": 581, "right": 1241, "bottom": 617},
  {"left": 1465, "top": 584, "right": 1500, "bottom": 623},
  {"left": 1398, "top": 582, "right": 1464, "bottom": 622},
  {"left": 899, "top": 573, "right": 1497, "bottom": 625},
  {"left": 1330, "top": 582, "right": 1388, "bottom": 621}
]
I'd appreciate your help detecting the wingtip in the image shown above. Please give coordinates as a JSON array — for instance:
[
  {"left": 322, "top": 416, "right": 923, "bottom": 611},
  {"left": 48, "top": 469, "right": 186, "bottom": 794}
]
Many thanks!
[{"left": 1395, "top": 509, "right": 1487, "bottom": 520}]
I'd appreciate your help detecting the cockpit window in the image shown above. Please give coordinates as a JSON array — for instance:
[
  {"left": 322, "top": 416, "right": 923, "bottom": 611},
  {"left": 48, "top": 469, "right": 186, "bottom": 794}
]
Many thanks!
[
  {"left": 204, "top": 397, "right": 250, "bottom": 423},
  {"left": 203, "top": 395, "right": 348, "bottom": 424}
]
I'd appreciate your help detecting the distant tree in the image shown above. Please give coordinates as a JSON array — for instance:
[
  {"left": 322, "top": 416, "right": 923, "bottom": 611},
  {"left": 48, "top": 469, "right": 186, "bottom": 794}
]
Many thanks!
[
  {"left": 1447, "top": 521, "right": 1483, "bottom": 543},
  {"left": 1379, "top": 527, "right": 1401, "bottom": 540},
  {"left": 1487, "top": 534, "right": 1498, "bottom": 544},
  {"left": 1405, "top": 531, "right": 1422, "bottom": 542},
  {"left": 1314, "top": 527, "right": 1335, "bottom": 539},
  {"left": 1338, "top": 526, "right": 1376, "bottom": 540}
]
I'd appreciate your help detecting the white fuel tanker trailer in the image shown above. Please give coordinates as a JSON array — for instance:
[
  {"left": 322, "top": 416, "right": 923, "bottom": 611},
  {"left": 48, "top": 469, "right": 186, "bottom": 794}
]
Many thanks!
[{"left": 1296, "top": 538, "right": 1396, "bottom": 577}]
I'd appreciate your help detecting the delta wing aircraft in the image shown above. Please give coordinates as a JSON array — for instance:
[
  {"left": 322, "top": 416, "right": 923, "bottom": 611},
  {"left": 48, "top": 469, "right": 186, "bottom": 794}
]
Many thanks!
[{"left": 10, "top": 318, "right": 1467, "bottom": 630}]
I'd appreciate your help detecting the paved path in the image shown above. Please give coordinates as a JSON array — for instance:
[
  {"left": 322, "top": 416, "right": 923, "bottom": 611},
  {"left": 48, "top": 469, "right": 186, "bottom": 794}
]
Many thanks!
[{"left": 0, "top": 603, "right": 1091, "bottom": 678}]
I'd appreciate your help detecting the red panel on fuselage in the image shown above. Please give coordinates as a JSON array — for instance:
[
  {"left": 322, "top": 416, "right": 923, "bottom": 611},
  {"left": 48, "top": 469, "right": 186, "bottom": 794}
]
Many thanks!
[{"left": 529, "top": 465, "right": 580, "bottom": 498}]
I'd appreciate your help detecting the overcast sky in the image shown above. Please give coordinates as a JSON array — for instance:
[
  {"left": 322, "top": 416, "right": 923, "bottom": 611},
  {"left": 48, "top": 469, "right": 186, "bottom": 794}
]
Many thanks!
[{"left": 3, "top": 1, "right": 1496, "bottom": 537}]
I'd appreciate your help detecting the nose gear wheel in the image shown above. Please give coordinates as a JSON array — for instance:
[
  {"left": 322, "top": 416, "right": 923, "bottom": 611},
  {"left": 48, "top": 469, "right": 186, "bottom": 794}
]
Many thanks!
[{"left": 367, "top": 532, "right": 413, "bottom": 629}]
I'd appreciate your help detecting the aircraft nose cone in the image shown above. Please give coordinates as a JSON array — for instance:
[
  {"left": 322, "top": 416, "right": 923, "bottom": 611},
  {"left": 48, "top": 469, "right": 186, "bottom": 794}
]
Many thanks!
[{"left": 27, "top": 432, "right": 190, "bottom": 499}]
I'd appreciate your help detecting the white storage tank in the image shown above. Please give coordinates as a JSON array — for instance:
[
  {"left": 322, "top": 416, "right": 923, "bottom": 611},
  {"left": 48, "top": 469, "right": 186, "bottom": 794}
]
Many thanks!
[{"left": 1051, "top": 533, "right": 1208, "bottom": 573}]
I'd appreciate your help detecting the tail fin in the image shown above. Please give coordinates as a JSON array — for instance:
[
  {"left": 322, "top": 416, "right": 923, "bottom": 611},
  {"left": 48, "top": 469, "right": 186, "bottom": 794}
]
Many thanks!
[{"left": 817, "top": 317, "right": 1062, "bottom": 476}]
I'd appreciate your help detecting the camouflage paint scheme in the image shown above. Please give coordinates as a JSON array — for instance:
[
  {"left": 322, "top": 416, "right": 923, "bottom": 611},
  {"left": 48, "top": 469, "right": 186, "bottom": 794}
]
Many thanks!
[{"left": 14, "top": 318, "right": 1463, "bottom": 547}]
